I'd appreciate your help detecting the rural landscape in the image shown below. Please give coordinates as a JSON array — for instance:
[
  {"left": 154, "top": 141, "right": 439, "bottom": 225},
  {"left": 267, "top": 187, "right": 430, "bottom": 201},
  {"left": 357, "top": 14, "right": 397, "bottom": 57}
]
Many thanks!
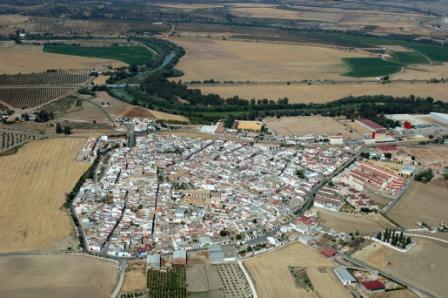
[{"left": 0, "top": 0, "right": 447, "bottom": 297}]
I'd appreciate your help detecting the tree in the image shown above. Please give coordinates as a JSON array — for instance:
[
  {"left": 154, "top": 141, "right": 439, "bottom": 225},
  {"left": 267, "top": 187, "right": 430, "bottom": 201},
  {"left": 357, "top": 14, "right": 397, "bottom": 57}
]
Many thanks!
[
  {"left": 63, "top": 125, "right": 72, "bottom": 135},
  {"left": 219, "top": 230, "right": 228, "bottom": 237},
  {"left": 384, "top": 152, "right": 392, "bottom": 160},
  {"left": 55, "top": 123, "right": 63, "bottom": 133},
  {"left": 296, "top": 169, "right": 305, "bottom": 179},
  {"left": 376, "top": 232, "right": 382, "bottom": 240}
]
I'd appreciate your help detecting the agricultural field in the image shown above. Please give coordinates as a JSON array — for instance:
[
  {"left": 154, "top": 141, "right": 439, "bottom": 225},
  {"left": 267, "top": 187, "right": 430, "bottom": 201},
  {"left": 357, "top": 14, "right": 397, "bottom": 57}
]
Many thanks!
[
  {"left": 404, "top": 146, "right": 448, "bottom": 166},
  {"left": 0, "top": 87, "right": 74, "bottom": 109},
  {"left": 353, "top": 238, "right": 448, "bottom": 297},
  {"left": 391, "top": 51, "right": 429, "bottom": 65},
  {"left": 0, "top": 254, "right": 118, "bottom": 298},
  {"left": 0, "top": 71, "right": 89, "bottom": 86},
  {"left": 244, "top": 242, "right": 350, "bottom": 298},
  {"left": 171, "top": 37, "right": 371, "bottom": 82},
  {"left": 388, "top": 182, "right": 448, "bottom": 228},
  {"left": 343, "top": 57, "right": 403, "bottom": 77},
  {"left": 264, "top": 115, "right": 363, "bottom": 138},
  {"left": 120, "top": 260, "right": 147, "bottom": 293},
  {"left": 43, "top": 44, "right": 154, "bottom": 66},
  {"left": 0, "top": 138, "right": 89, "bottom": 252},
  {"left": 0, "top": 44, "right": 126, "bottom": 74},
  {"left": 197, "top": 82, "right": 448, "bottom": 104},
  {"left": 316, "top": 207, "right": 394, "bottom": 234},
  {"left": 147, "top": 265, "right": 187, "bottom": 297},
  {"left": 0, "top": 128, "right": 39, "bottom": 152}
]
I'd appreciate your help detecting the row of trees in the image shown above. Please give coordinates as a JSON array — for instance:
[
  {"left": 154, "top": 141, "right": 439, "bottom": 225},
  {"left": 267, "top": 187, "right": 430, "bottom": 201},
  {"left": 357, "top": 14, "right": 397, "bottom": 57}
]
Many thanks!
[{"left": 376, "top": 229, "right": 412, "bottom": 249}]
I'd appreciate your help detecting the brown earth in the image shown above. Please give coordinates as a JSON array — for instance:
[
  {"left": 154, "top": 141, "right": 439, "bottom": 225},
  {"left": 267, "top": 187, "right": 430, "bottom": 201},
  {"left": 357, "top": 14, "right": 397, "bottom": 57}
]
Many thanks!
[
  {"left": 120, "top": 260, "right": 147, "bottom": 293},
  {"left": 353, "top": 239, "right": 448, "bottom": 297},
  {"left": 0, "top": 254, "right": 118, "bottom": 298},
  {"left": 243, "top": 242, "right": 350, "bottom": 298},
  {"left": 0, "top": 138, "right": 89, "bottom": 252},
  {"left": 0, "top": 44, "right": 125, "bottom": 74}
]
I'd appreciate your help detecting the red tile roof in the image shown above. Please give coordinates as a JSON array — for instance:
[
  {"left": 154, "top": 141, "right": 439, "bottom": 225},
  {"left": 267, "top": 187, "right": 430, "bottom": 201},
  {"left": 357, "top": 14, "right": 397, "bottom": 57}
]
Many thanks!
[
  {"left": 321, "top": 247, "right": 337, "bottom": 257},
  {"left": 362, "top": 280, "right": 385, "bottom": 291}
]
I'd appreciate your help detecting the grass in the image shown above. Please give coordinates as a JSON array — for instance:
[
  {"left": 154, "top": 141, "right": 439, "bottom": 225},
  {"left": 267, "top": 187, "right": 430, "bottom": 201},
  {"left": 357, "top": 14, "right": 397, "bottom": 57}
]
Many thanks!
[
  {"left": 391, "top": 51, "right": 429, "bottom": 65},
  {"left": 43, "top": 45, "right": 153, "bottom": 65},
  {"left": 407, "top": 43, "right": 448, "bottom": 62},
  {"left": 343, "top": 57, "right": 403, "bottom": 77}
]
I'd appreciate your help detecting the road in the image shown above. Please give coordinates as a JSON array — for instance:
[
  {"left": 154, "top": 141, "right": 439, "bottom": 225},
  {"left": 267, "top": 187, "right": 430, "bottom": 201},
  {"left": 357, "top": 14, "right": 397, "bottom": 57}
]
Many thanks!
[{"left": 111, "top": 260, "right": 127, "bottom": 298}]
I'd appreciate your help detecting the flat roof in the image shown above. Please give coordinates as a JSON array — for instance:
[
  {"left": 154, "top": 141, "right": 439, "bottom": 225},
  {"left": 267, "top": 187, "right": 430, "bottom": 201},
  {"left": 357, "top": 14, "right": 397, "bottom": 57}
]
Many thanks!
[{"left": 334, "top": 267, "right": 357, "bottom": 283}]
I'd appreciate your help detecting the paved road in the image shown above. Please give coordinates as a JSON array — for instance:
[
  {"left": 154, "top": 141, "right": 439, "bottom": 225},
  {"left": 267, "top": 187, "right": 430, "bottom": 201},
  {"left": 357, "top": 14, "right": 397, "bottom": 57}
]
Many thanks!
[{"left": 111, "top": 260, "right": 127, "bottom": 298}]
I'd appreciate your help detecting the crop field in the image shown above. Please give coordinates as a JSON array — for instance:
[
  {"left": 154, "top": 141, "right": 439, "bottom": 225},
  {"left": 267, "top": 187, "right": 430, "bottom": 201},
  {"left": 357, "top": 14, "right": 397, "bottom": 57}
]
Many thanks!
[
  {"left": 0, "top": 44, "right": 126, "bottom": 74},
  {"left": 316, "top": 207, "right": 394, "bottom": 233},
  {"left": 353, "top": 239, "right": 448, "bottom": 297},
  {"left": 0, "top": 129, "right": 39, "bottom": 152},
  {"left": 343, "top": 58, "right": 403, "bottom": 77},
  {"left": 244, "top": 242, "right": 349, "bottom": 298},
  {"left": 147, "top": 265, "right": 187, "bottom": 298},
  {"left": 197, "top": 82, "right": 448, "bottom": 104},
  {"left": 0, "top": 87, "right": 74, "bottom": 109},
  {"left": 0, "top": 138, "right": 89, "bottom": 252},
  {"left": 0, "top": 71, "right": 89, "bottom": 86},
  {"left": 264, "top": 116, "right": 363, "bottom": 138},
  {"left": 171, "top": 37, "right": 370, "bottom": 82},
  {"left": 391, "top": 51, "right": 429, "bottom": 65},
  {"left": 44, "top": 44, "right": 154, "bottom": 65},
  {"left": 0, "top": 254, "right": 118, "bottom": 298},
  {"left": 388, "top": 182, "right": 448, "bottom": 228},
  {"left": 404, "top": 146, "right": 448, "bottom": 166},
  {"left": 408, "top": 43, "right": 448, "bottom": 62}
]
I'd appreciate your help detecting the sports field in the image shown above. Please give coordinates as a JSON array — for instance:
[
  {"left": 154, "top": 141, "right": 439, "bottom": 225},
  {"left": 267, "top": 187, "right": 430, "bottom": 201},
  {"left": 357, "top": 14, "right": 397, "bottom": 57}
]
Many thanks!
[
  {"left": 0, "top": 254, "right": 118, "bottom": 298},
  {"left": 244, "top": 242, "right": 349, "bottom": 298},
  {"left": 0, "top": 138, "right": 89, "bottom": 252},
  {"left": 198, "top": 82, "right": 448, "bottom": 104},
  {"left": 44, "top": 44, "right": 153, "bottom": 65},
  {"left": 172, "top": 37, "right": 370, "bottom": 82}
]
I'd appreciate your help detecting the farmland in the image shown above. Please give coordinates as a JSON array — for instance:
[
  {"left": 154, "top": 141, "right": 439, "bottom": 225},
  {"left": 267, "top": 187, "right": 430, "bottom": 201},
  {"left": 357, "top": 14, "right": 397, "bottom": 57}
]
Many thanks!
[
  {"left": 0, "top": 138, "right": 89, "bottom": 252},
  {"left": 0, "top": 128, "right": 39, "bottom": 152},
  {"left": 147, "top": 265, "right": 187, "bottom": 297},
  {"left": 197, "top": 82, "right": 448, "bottom": 104},
  {"left": 391, "top": 51, "right": 429, "bottom": 65},
  {"left": 265, "top": 115, "right": 364, "bottom": 138},
  {"left": 0, "top": 72, "right": 89, "bottom": 86},
  {"left": 316, "top": 207, "right": 394, "bottom": 234},
  {"left": 343, "top": 58, "right": 403, "bottom": 77},
  {"left": 388, "top": 182, "right": 448, "bottom": 228},
  {"left": 244, "top": 242, "right": 349, "bottom": 298},
  {"left": 171, "top": 37, "right": 370, "bottom": 82},
  {"left": 0, "top": 254, "right": 118, "bottom": 298},
  {"left": 353, "top": 239, "right": 448, "bottom": 297},
  {"left": 0, "top": 87, "right": 74, "bottom": 109},
  {"left": 0, "top": 44, "right": 126, "bottom": 74},
  {"left": 121, "top": 261, "right": 147, "bottom": 293},
  {"left": 43, "top": 45, "right": 154, "bottom": 66}
]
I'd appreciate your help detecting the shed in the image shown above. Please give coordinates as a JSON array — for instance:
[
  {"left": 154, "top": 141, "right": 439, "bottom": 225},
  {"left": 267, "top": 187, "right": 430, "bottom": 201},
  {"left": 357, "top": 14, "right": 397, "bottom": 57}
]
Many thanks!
[
  {"left": 362, "top": 280, "right": 385, "bottom": 291},
  {"left": 321, "top": 247, "right": 337, "bottom": 258},
  {"left": 333, "top": 267, "right": 357, "bottom": 285}
]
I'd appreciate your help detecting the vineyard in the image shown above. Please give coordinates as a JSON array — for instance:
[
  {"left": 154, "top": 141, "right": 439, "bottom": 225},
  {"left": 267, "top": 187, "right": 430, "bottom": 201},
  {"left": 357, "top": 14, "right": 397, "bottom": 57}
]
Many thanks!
[
  {"left": 29, "top": 17, "right": 169, "bottom": 35},
  {"left": 147, "top": 265, "right": 186, "bottom": 298},
  {"left": 0, "top": 87, "right": 75, "bottom": 109},
  {"left": 0, "top": 129, "right": 39, "bottom": 152},
  {"left": 59, "top": 121, "right": 113, "bottom": 130},
  {"left": 0, "top": 72, "right": 89, "bottom": 86}
]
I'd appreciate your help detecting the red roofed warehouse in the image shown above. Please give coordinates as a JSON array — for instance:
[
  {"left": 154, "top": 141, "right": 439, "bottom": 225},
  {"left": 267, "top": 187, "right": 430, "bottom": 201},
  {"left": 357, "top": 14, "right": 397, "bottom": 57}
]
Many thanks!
[{"left": 362, "top": 280, "right": 385, "bottom": 292}]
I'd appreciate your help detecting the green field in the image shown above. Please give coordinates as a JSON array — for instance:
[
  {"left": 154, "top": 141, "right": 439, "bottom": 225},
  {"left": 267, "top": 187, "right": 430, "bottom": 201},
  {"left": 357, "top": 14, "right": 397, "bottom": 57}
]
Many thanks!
[
  {"left": 343, "top": 57, "right": 403, "bottom": 77},
  {"left": 43, "top": 45, "right": 153, "bottom": 65},
  {"left": 391, "top": 51, "right": 429, "bottom": 65},
  {"left": 406, "top": 43, "right": 448, "bottom": 62}
]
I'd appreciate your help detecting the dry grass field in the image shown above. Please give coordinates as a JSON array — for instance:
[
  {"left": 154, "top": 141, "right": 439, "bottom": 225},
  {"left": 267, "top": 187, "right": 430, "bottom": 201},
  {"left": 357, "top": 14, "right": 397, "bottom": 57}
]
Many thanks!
[
  {"left": 353, "top": 239, "right": 448, "bottom": 297},
  {"left": 0, "top": 138, "right": 89, "bottom": 252},
  {"left": 0, "top": 254, "right": 118, "bottom": 298},
  {"left": 264, "top": 115, "right": 363, "bottom": 137},
  {"left": 404, "top": 146, "right": 448, "bottom": 166},
  {"left": 93, "top": 75, "right": 110, "bottom": 85},
  {"left": 172, "top": 37, "right": 369, "bottom": 82},
  {"left": 0, "top": 44, "right": 125, "bottom": 74},
  {"left": 120, "top": 260, "right": 147, "bottom": 293},
  {"left": 244, "top": 242, "right": 350, "bottom": 298},
  {"left": 388, "top": 182, "right": 448, "bottom": 228},
  {"left": 316, "top": 208, "right": 394, "bottom": 234},
  {"left": 198, "top": 82, "right": 448, "bottom": 103}
]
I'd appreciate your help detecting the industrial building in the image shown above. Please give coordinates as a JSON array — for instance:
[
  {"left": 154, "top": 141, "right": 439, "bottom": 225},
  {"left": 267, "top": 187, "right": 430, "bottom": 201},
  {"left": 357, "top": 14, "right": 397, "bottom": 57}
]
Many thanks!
[{"left": 334, "top": 267, "right": 357, "bottom": 285}]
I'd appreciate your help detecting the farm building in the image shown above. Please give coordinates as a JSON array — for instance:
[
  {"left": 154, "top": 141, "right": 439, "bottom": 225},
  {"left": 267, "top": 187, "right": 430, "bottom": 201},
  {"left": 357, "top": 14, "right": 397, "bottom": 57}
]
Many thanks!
[
  {"left": 321, "top": 247, "right": 337, "bottom": 258},
  {"left": 361, "top": 279, "right": 385, "bottom": 292},
  {"left": 333, "top": 267, "right": 357, "bottom": 285},
  {"left": 235, "top": 120, "right": 263, "bottom": 132},
  {"left": 329, "top": 135, "right": 344, "bottom": 145},
  {"left": 147, "top": 254, "right": 161, "bottom": 269},
  {"left": 429, "top": 112, "right": 448, "bottom": 125}
]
